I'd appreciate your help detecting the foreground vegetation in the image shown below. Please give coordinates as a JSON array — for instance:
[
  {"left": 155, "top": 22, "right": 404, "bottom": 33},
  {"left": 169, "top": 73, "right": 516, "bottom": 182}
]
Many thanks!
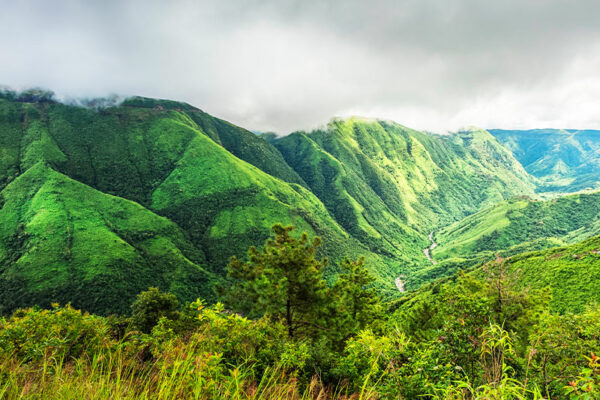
[{"left": 2, "top": 225, "right": 599, "bottom": 399}]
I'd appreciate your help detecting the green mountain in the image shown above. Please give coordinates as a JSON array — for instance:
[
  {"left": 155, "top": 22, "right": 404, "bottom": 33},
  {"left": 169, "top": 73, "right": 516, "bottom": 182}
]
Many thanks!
[
  {"left": 0, "top": 162, "right": 213, "bottom": 315},
  {"left": 0, "top": 92, "right": 560, "bottom": 314},
  {"left": 505, "top": 234, "right": 600, "bottom": 313},
  {"left": 273, "top": 119, "right": 534, "bottom": 268},
  {"left": 0, "top": 95, "right": 397, "bottom": 313},
  {"left": 489, "top": 129, "right": 600, "bottom": 193},
  {"left": 426, "top": 191, "right": 600, "bottom": 274}
]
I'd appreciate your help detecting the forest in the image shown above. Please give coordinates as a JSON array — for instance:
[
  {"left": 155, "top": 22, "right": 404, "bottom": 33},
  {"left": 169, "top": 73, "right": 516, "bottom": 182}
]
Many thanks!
[{"left": 1, "top": 225, "right": 598, "bottom": 399}]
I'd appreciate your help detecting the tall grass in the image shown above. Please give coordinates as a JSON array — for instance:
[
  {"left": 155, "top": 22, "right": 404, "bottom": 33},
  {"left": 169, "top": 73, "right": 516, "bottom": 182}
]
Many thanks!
[{"left": 0, "top": 343, "right": 377, "bottom": 399}]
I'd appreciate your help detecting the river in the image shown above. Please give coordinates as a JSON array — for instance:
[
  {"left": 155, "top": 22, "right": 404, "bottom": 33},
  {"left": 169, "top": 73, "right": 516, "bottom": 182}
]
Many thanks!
[{"left": 396, "top": 231, "right": 438, "bottom": 292}]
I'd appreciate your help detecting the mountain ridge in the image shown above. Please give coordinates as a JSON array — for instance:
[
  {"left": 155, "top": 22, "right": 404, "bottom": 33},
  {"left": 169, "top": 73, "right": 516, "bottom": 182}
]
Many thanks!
[{"left": 1, "top": 91, "right": 595, "bottom": 314}]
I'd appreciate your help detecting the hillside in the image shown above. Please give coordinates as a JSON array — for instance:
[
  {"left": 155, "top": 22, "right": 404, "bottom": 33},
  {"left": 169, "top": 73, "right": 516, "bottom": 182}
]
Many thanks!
[
  {"left": 273, "top": 119, "right": 535, "bottom": 266},
  {"left": 432, "top": 191, "right": 600, "bottom": 265},
  {"left": 490, "top": 129, "right": 600, "bottom": 193},
  {"left": 0, "top": 93, "right": 552, "bottom": 314},
  {"left": 506, "top": 234, "right": 600, "bottom": 313},
  {"left": 0, "top": 162, "right": 215, "bottom": 315}
]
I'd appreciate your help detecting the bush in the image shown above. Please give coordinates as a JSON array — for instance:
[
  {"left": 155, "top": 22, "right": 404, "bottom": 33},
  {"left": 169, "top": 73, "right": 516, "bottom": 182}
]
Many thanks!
[{"left": 131, "top": 287, "right": 180, "bottom": 333}]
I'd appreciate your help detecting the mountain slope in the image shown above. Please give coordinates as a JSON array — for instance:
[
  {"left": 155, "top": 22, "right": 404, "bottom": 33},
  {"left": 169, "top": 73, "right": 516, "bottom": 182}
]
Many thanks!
[
  {"left": 432, "top": 191, "right": 600, "bottom": 265},
  {"left": 507, "top": 235, "right": 600, "bottom": 313},
  {"left": 273, "top": 119, "right": 535, "bottom": 267},
  {"left": 490, "top": 129, "right": 600, "bottom": 193},
  {"left": 0, "top": 96, "right": 405, "bottom": 314},
  {"left": 0, "top": 162, "right": 214, "bottom": 315}
]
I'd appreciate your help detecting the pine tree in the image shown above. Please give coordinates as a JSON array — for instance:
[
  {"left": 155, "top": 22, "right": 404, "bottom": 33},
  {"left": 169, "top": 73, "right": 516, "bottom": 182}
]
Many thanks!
[
  {"left": 226, "top": 224, "right": 328, "bottom": 339},
  {"left": 331, "top": 257, "right": 383, "bottom": 341}
]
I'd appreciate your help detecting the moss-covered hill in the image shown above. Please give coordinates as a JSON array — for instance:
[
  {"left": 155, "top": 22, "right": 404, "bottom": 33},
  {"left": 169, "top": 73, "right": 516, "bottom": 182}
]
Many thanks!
[
  {"left": 432, "top": 191, "right": 600, "bottom": 265},
  {"left": 490, "top": 129, "right": 600, "bottom": 194},
  {"left": 273, "top": 119, "right": 534, "bottom": 267},
  {"left": 0, "top": 94, "right": 540, "bottom": 314}
]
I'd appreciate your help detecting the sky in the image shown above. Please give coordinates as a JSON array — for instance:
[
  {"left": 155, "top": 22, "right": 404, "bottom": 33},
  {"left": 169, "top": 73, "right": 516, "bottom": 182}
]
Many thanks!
[{"left": 2, "top": 0, "right": 600, "bottom": 134}]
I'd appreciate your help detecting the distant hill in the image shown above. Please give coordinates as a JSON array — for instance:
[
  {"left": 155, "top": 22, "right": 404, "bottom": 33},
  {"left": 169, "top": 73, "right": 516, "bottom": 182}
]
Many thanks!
[
  {"left": 489, "top": 129, "right": 600, "bottom": 193},
  {"left": 409, "top": 191, "right": 600, "bottom": 286}
]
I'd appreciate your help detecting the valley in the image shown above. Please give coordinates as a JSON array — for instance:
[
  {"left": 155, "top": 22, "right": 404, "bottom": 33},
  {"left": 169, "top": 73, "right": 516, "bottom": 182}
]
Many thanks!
[{"left": 423, "top": 231, "right": 437, "bottom": 265}]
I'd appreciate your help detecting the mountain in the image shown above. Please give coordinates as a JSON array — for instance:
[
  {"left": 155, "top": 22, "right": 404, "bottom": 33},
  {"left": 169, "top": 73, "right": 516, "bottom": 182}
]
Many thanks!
[
  {"left": 432, "top": 191, "right": 600, "bottom": 263},
  {"left": 507, "top": 234, "right": 600, "bottom": 313},
  {"left": 0, "top": 92, "right": 542, "bottom": 314},
  {"left": 272, "top": 119, "right": 534, "bottom": 267},
  {"left": 0, "top": 94, "right": 398, "bottom": 313},
  {"left": 489, "top": 129, "right": 600, "bottom": 193}
]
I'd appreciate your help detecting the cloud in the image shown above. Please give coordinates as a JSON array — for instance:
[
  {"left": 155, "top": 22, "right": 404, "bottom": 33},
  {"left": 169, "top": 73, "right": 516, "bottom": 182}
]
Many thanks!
[{"left": 2, "top": 0, "right": 600, "bottom": 133}]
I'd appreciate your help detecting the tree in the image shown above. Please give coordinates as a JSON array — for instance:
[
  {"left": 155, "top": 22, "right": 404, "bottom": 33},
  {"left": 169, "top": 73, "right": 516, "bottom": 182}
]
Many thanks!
[
  {"left": 131, "top": 287, "right": 179, "bottom": 333},
  {"left": 331, "top": 257, "right": 383, "bottom": 341},
  {"left": 226, "top": 224, "right": 328, "bottom": 339}
]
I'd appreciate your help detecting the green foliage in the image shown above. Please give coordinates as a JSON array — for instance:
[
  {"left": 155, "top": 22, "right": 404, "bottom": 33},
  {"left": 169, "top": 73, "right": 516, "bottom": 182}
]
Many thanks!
[
  {"left": 227, "top": 224, "right": 329, "bottom": 339},
  {"left": 1, "top": 272, "right": 599, "bottom": 399},
  {"left": 330, "top": 257, "right": 384, "bottom": 342},
  {"left": 0, "top": 304, "right": 109, "bottom": 362},
  {"left": 131, "top": 287, "right": 180, "bottom": 333},
  {"left": 566, "top": 353, "right": 600, "bottom": 399},
  {"left": 527, "top": 309, "right": 600, "bottom": 396},
  {"left": 506, "top": 235, "right": 600, "bottom": 313}
]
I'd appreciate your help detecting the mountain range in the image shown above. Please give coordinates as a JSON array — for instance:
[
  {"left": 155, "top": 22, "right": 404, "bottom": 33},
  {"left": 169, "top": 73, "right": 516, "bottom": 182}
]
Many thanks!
[{"left": 1, "top": 89, "right": 598, "bottom": 314}]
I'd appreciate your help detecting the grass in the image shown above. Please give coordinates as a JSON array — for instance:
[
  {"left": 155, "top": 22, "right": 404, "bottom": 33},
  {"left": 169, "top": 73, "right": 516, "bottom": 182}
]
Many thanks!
[{"left": 0, "top": 352, "right": 367, "bottom": 400}]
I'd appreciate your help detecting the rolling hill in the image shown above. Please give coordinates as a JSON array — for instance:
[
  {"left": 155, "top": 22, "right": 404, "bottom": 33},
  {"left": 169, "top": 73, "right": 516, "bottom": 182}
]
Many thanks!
[{"left": 490, "top": 129, "right": 600, "bottom": 194}]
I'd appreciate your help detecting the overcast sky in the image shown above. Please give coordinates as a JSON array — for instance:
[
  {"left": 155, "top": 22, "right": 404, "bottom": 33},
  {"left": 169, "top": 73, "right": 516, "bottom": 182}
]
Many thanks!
[{"left": 2, "top": 0, "right": 600, "bottom": 134}]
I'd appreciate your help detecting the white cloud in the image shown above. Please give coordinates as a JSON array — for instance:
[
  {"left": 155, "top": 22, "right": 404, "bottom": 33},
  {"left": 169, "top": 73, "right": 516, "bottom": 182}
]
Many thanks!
[{"left": 1, "top": 0, "right": 600, "bottom": 133}]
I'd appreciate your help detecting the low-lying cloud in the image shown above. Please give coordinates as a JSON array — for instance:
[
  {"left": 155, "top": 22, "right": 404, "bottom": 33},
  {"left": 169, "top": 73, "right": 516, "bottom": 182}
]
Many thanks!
[{"left": 2, "top": 0, "right": 600, "bottom": 133}]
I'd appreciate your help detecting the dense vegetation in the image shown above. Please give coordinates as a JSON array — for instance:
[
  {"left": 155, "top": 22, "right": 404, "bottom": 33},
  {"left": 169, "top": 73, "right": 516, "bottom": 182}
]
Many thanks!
[
  {"left": 3, "top": 90, "right": 600, "bottom": 398},
  {"left": 0, "top": 93, "right": 542, "bottom": 314},
  {"left": 432, "top": 191, "right": 600, "bottom": 266},
  {"left": 2, "top": 227, "right": 599, "bottom": 399},
  {"left": 272, "top": 121, "right": 534, "bottom": 268},
  {"left": 490, "top": 129, "right": 600, "bottom": 194}
]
